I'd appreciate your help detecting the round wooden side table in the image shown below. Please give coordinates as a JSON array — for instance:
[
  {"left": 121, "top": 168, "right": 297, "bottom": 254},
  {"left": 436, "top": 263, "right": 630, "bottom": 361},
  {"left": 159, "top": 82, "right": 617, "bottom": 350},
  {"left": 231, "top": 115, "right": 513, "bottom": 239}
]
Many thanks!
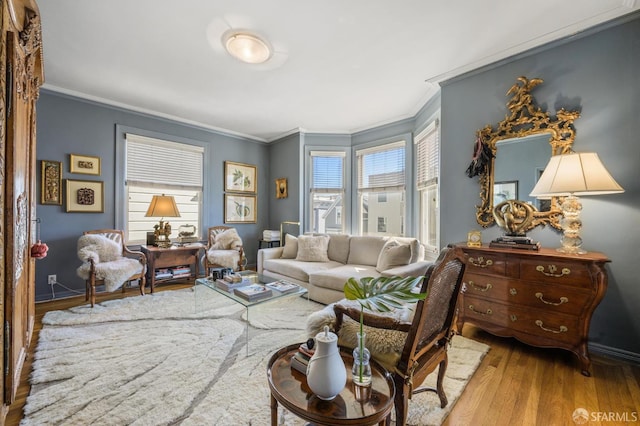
[{"left": 267, "top": 343, "right": 395, "bottom": 426}]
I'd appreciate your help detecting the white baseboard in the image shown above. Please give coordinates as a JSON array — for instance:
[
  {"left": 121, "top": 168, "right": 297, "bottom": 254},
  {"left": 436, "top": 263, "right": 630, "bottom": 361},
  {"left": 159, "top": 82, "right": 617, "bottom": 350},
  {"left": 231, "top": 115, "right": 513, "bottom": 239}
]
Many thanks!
[{"left": 590, "top": 342, "right": 640, "bottom": 365}]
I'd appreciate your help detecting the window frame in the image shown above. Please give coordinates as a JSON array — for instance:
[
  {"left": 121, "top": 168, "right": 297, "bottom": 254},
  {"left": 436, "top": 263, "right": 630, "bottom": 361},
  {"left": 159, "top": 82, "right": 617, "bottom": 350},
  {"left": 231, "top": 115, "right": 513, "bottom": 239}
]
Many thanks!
[
  {"left": 306, "top": 149, "right": 348, "bottom": 235},
  {"left": 415, "top": 119, "right": 440, "bottom": 259}
]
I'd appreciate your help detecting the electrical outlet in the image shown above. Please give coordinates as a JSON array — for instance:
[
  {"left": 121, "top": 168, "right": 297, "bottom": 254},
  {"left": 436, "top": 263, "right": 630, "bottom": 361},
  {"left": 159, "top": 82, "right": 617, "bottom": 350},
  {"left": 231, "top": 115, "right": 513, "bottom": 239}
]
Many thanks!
[{"left": 48, "top": 274, "right": 57, "bottom": 285}]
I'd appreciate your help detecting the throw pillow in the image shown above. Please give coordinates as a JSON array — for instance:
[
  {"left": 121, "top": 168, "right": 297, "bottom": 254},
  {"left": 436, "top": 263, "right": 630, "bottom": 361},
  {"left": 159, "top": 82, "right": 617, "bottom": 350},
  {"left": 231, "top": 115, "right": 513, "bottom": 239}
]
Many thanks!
[
  {"left": 376, "top": 238, "right": 411, "bottom": 272},
  {"left": 280, "top": 234, "right": 299, "bottom": 259},
  {"left": 212, "top": 228, "right": 242, "bottom": 250},
  {"left": 296, "top": 234, "right": 330, "bottom": 262}
]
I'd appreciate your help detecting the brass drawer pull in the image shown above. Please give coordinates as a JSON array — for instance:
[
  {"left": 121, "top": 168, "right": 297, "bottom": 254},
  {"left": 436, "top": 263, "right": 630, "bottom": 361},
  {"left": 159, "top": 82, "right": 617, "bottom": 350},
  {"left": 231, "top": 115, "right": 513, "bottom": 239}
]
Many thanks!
[
  {"left": 510, "top": 288, "right": 518, "bottom": 296},
  {"left": 510, "top": 314, "right": 518, "bottom": 322},
  {"left": 469, "top": 281, "right": 492, "bottom": 292},
  {"left": 469, "top": 305, "right": 492, "bottom": 316},
  {"left": 536, "top": 264, "right": 570, "bottom": 278},
  {"left": 469, "top": 257, "right": 493, "bottom": 268},
  {"left": 535, "top": 292, "right": 568, "bottom": 306},
  {"left": 535, "top": 320, "right": 568, "bottom": 334}
]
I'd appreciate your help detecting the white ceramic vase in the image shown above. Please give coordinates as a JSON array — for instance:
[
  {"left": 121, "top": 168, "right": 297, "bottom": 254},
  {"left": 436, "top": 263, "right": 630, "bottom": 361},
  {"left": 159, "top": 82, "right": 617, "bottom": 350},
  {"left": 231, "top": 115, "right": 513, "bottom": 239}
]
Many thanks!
[{"left": 306, "top": 325, "right": 347, "bottom": 400}]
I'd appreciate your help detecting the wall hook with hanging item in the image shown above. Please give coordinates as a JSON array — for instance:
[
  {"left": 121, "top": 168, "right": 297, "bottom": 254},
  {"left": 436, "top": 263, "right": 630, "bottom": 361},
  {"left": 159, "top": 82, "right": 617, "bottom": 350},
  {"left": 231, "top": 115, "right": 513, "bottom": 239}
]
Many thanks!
[{"left": 30, "top": 218, "right": 49, "bottom": 259}]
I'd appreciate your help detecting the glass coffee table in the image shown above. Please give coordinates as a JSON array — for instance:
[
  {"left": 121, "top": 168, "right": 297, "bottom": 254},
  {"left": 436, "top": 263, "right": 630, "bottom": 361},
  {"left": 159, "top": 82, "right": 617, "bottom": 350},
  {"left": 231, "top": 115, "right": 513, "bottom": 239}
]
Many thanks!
[{"left": 195, "top": 271, "right": 308, "bottom": 353}]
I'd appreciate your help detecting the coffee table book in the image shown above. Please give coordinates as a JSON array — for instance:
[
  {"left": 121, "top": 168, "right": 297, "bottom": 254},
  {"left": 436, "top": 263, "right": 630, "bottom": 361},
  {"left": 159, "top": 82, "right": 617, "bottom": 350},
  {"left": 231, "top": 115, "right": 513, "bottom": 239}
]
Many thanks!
[
  {"left": 265, "top": 280, "right": 299, "bottom": 294},
  {"left": 234, "top": 284, "right": 273, "bottom": 302},
  {"left": 215, "top": 278, "right": 251, "bottom": 292}
]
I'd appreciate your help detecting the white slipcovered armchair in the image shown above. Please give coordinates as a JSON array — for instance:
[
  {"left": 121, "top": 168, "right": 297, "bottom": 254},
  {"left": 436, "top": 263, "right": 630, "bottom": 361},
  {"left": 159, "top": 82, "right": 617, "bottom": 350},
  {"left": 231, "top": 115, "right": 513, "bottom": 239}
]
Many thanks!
[
  {"left": 77, "top": 229, "right": 147, "bottom": 307},
  {"left": 204, "top": 226, "right": 245, "bottom": 275}
]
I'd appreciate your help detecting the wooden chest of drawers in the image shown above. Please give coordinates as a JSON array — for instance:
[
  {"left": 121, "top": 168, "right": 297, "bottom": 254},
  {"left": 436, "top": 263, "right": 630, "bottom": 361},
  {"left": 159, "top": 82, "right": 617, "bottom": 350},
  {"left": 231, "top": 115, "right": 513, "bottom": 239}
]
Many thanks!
[{"left": 453, "top": 244, "right": 609, "bottom": 376}]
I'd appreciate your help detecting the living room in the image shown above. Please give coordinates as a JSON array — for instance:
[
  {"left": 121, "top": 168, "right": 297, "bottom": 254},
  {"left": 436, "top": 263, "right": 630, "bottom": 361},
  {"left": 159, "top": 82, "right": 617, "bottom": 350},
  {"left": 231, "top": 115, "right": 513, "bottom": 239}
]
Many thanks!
[{"left": 5, "top": 1, "right": 640, "bottom": 424}]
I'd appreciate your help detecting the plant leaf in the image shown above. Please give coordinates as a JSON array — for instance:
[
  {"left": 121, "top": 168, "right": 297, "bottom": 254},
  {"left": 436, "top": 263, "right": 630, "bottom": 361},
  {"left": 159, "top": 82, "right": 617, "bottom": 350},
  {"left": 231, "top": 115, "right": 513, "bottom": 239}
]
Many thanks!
[{"left": 343, "top": 275, "right": 426, "bottom": 312}]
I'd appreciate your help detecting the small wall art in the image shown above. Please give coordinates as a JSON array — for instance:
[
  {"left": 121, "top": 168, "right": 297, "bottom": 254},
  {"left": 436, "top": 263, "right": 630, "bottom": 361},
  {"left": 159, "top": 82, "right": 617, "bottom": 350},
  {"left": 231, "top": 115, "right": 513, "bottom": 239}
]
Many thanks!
[
  {"left": 66, "top": 179, "right": 104, "bottom": 213},
  {"left": 275, "top": 177, "right": 288, "bottom": 199},
  {"left": 493, "top": 180, "right": 518, "bottom": 205},
  {"left": 224, "top": 161, "right": 257, "bottom": 193},
  {"left": 41, "top": 160, "right": 62, "bottom": 205},
  {"left": 70, "top": 153, "right": 101, "bottom": 176},
  {"left": 224, "top": 194, "right": 257, "bottom": 223}
]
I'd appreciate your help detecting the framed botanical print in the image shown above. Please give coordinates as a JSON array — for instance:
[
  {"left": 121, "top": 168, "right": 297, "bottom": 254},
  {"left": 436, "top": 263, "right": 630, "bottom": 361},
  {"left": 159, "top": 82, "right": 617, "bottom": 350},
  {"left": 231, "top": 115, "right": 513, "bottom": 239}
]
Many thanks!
[
  {"left": 41, "top": 160, "right": 62, "bottom": 205},
  {"left": 70, "top": 153, "right": 101, "bottom": 175},
  {"left": 275, "top": 177, "right": 288, "bottom": 199},
  {"left": 66, "top": 179, "right": 104, "bottom": 213},
  {"left": 224, "top": 194, "right": 257, "bottom": 223},
  {"left": 224, "top": 161, "right": 257, "bottom": 193}
]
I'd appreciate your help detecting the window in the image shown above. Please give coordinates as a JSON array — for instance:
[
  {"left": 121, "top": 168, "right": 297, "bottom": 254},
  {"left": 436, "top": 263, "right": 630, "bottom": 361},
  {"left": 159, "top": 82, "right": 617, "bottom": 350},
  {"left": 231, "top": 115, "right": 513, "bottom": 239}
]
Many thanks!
[
  {"left": 356, "top": 141, "right": 406, "bottom": 236},
  {"left": 309, "top": 151, "right": 346, "bottom": 234},
  {"left": 415, "top": 120, "right": 440, "bottom": 259},
  {"left": 125, "top": 134, "right": 204, "bottom": 243}
]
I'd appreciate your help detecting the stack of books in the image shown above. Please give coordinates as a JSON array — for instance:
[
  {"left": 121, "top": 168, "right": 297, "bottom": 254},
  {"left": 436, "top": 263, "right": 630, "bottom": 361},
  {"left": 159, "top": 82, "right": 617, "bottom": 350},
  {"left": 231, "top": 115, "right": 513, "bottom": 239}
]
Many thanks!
[
  {"left": 215, "top": 278, "right": 250, "bottom": 292},
  {"left": 290, "top": 340, "right": 315, "bottom": 375},
  {"left": 170, "top": 266, "right": 192, "bottom": 279},
  {"left": 262, "top": 230, "right": 280, "bottom": 242},
  {"left": 155, "top": 268, "right": 172, "bottom": 280},
  {"left": 490, "top": 236, "right": 540, "bottom": 251},
  {"left": 233, "top": 284, "right": 272, "bottom": 302},
  {"left": 265, "top": 280, "right": 299, "bottom": 294}
]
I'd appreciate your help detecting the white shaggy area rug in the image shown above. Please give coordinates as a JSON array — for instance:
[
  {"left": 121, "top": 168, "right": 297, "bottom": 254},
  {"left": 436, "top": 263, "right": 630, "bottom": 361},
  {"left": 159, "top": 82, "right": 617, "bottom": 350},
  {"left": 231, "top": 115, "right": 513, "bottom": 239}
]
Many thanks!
[{"left": 22, "top": 287, "right": 489, "bottom": 425}]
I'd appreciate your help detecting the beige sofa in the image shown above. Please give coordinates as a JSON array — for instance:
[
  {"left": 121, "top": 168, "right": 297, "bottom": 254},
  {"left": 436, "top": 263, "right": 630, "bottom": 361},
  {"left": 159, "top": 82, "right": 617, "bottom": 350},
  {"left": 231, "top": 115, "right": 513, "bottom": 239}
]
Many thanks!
[{"left": 257, "top": 234, "right": 431, "bottom": 304}]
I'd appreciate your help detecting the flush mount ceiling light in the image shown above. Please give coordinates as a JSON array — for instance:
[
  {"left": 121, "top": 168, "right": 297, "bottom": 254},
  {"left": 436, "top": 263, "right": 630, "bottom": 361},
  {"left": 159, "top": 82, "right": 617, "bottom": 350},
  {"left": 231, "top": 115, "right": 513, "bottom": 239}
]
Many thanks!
[{"left": 222, "top": 30, "right": 272, "bottom": 64}]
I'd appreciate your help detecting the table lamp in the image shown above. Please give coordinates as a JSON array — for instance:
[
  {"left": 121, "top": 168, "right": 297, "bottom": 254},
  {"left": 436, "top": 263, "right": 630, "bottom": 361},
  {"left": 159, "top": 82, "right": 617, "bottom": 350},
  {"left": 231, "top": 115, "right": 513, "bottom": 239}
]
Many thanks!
[
  {"left": 529, "top": 152, "right": 624, "bottom": 254},
  {"left": 145, "top": 194, "right": 181, "bottom": 248}
]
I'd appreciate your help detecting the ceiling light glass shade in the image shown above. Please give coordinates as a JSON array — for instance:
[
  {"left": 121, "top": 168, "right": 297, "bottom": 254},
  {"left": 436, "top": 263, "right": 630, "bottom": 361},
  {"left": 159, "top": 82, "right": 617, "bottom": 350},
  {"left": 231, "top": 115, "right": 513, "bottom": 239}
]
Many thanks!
[
  {"left": 223, "top": 31, "right": 272, "bottom": 64},
  {"left": 145, "top": 194, "right": 181, "bottom": 218},
  {"left": 529, "top": 152, "right": 624, "bottom": 254}
]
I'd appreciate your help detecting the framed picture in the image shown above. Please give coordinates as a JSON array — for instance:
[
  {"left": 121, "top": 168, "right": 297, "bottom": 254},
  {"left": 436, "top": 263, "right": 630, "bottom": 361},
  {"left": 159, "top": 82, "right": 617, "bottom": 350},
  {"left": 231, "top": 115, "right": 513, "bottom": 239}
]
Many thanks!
[
  {"left": 224, "top": 161, "right": 257, "bottom": 193},
  {"left": 66, "top": 179, "right": 104, "bottom": 213},
  {"left": 41, "top": 160, "right": 62, "bottom": 205},
  {"left": 70, "top": 153, "right": 101, "bottom": 175},
  {"left": 494, "top": 180, "right": 518, "bottom": 205},
  {"left": 224, "top": 194, "right": 257, "bottom": 223},
  {"left": 275, "top": 177, "right": 288, "bottom": 199}
]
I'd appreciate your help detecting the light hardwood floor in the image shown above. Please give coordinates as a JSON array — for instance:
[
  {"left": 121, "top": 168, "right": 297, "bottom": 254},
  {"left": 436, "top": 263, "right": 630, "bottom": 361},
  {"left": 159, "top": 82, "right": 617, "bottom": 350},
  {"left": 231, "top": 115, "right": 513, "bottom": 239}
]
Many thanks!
[{"left": 6, "top": 283, "right": 640, "bottom": 426}]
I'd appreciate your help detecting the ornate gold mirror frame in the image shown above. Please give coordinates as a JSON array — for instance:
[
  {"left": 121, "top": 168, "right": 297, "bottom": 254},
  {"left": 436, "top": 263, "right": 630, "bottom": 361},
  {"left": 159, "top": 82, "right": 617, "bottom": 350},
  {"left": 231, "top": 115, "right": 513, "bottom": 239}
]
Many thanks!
[{"left": 472, "top": 76, "right": 580, "bottom": 231}]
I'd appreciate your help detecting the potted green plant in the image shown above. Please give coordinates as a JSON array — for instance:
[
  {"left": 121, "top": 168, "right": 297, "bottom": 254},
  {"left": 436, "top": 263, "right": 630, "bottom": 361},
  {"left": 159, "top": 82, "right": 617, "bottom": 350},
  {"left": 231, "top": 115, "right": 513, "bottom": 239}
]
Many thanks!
[{"left": 343, "top": 275, "right": 426, "bottom": 386}]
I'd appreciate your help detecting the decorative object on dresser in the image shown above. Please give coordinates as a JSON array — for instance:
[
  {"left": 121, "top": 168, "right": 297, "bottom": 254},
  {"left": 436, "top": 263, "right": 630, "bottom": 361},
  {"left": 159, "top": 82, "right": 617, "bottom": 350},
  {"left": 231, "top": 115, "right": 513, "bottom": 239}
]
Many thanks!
[
  {"left": 467, "top": 230, "right": 482, "bottom": 247},
  {"left": 529, "top": 152, "right": 624, "bottom": 254},
  {"left": 145, "top": 194, "right": 181, "bottom": 248},
  {"left": 454, "top": 243, "right": 609, "bottom": 376},
  {"left": 177, "top": 224, "right": 198, "bottom": 244},
  {"left": 468, "top": 76, "right": 581, "bottom": 232}
]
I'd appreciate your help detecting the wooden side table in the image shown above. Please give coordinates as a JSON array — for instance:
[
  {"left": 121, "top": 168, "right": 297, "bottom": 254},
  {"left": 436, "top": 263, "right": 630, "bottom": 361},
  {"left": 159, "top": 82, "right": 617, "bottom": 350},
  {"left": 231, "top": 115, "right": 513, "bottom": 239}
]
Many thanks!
[
  {"left": 140, "top": 245, "right": 202, "bottom": 293},
  {"left": 267, "top": 343, "right": 394, "bottom": 426}
]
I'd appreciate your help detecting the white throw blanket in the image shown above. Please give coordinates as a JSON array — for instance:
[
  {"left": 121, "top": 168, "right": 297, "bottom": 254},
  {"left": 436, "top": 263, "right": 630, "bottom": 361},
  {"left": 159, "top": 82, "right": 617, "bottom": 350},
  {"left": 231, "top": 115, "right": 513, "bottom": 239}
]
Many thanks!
[{"left": 76, "top": 234, "right": 144, "bottom": 292}]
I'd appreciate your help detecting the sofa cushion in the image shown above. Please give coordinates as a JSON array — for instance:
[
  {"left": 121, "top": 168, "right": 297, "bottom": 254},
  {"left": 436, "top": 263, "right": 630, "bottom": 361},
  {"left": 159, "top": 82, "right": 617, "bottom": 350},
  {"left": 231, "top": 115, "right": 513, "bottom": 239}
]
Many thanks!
[
  {"left": 280, "top": 234, "right": 298, "bottom": 259},
  {"left": 263, "top": 258, "right": 341, "bottom": 282},
  {"left": 296, "top": 235, "right": 330, "bottom": 262},
  {"left": 376, "top": 239, "right": 412, "bottom": 273},
  {"left": 328, "top": 234, "right": 350, "bottom": 264},
  {"left": 347, "top": 236, "right": 387, "bottom": 266},
  {"left": 309, "top": 264, "right": 380, "bottom": 292},
  {"left": 394, "top": 237, "right": 421, "bottom": 263}
]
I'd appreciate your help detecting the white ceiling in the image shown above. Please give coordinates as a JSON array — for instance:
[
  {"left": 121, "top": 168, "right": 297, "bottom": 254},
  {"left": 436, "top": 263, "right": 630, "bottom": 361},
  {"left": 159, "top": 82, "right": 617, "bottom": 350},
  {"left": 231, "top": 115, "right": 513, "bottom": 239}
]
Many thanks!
[{"left": 38, "top": 0, "right": 638, "bottom": 142}]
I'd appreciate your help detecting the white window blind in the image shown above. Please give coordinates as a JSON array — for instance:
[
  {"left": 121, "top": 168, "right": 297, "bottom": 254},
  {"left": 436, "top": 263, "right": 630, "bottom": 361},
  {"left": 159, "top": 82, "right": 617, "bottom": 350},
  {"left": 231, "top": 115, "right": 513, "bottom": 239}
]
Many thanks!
[
  {"left": 309, "top": 151, "right": 346, "bottom": 234},
  {"left": 415, "top": 121, "right": 439, "bottom": 189},
  {"left": 357, "top": 140, "right": 405, "bottom": 192},
  {"left": 310, "top": 151, "right": 345, "bottom": 192},
  {"left": 126, "top": 133, "right": 203, "bottom": 187},
  {"left": 124, "top": 134, "right": 204, "bottom": 243}
]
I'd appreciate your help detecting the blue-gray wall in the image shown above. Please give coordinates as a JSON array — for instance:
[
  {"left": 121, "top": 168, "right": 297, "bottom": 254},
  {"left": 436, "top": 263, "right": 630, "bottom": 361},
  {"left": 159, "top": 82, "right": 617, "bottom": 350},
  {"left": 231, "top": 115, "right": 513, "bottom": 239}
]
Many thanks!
[
  {"left": 440, "top": 16, "right": 640, "bottom": 355},
  {"left": 36, "top": 91, "right": 269, "bottom": 300}
]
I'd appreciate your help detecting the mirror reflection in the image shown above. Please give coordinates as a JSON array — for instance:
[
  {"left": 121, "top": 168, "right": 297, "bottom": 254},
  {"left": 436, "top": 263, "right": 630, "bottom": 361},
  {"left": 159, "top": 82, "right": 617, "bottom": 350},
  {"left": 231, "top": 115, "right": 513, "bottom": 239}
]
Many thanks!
[{"left": 494, "top": 135, "right": 551, "bottom": 211}]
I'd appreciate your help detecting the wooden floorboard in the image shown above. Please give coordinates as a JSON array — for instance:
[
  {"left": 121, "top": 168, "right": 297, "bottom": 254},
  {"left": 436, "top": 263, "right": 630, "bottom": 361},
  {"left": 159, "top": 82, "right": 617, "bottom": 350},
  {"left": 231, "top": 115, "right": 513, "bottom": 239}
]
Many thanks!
[{"left": 6, "top": 287, "right": 640, "bottom": 426}]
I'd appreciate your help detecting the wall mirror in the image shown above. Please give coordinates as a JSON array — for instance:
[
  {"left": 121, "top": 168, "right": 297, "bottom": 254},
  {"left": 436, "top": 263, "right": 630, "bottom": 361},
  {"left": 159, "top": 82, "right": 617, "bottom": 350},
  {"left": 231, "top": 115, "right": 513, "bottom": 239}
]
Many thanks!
[{"left": 469, "top": 76, "right": 581, "bottom": 231}]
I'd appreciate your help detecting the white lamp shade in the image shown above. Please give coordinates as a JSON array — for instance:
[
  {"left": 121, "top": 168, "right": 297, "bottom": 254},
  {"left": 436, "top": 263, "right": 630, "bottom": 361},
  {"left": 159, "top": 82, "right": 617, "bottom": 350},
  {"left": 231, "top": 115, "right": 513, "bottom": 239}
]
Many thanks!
[
  {"left": 529, "top": 152, "right": 624, "bottom": 197},
  {"left": 145, "top": 195, "right": 181, "bottom": 217}
]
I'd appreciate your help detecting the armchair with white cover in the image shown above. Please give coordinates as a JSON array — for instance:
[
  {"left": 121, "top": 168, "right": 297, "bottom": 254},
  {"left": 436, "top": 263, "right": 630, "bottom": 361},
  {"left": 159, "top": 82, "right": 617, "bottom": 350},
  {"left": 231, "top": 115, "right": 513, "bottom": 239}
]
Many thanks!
[
  {"left": 204, "top": 226, "right": 245, "bottom": 275},
  {"left": 76, "top": 229, "right": 147, "bottom": 307}
]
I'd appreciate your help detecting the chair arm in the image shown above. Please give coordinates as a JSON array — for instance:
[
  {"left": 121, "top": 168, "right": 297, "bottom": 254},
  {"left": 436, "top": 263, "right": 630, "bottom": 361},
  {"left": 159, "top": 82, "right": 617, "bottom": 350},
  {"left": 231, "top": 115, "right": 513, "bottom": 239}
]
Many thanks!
[
  {"left": 123, "top": 246, "right": 147, "bottom": 266},
  {"left": 333, "top": 304, "right": 412, "bottom": 334},
  {"left": 257, "top": 246, "right": 284, "bottom": 273}
]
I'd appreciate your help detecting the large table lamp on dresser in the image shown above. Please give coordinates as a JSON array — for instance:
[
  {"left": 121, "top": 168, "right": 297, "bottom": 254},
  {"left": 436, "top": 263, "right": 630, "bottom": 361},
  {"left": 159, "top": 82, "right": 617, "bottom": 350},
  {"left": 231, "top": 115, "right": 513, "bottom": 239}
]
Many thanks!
[
  {"left": 145, "top": 194, "right": 181, "bottom": 248},
  {"left": 529, "top": 152, "right": 624, "bottom": 254}
]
